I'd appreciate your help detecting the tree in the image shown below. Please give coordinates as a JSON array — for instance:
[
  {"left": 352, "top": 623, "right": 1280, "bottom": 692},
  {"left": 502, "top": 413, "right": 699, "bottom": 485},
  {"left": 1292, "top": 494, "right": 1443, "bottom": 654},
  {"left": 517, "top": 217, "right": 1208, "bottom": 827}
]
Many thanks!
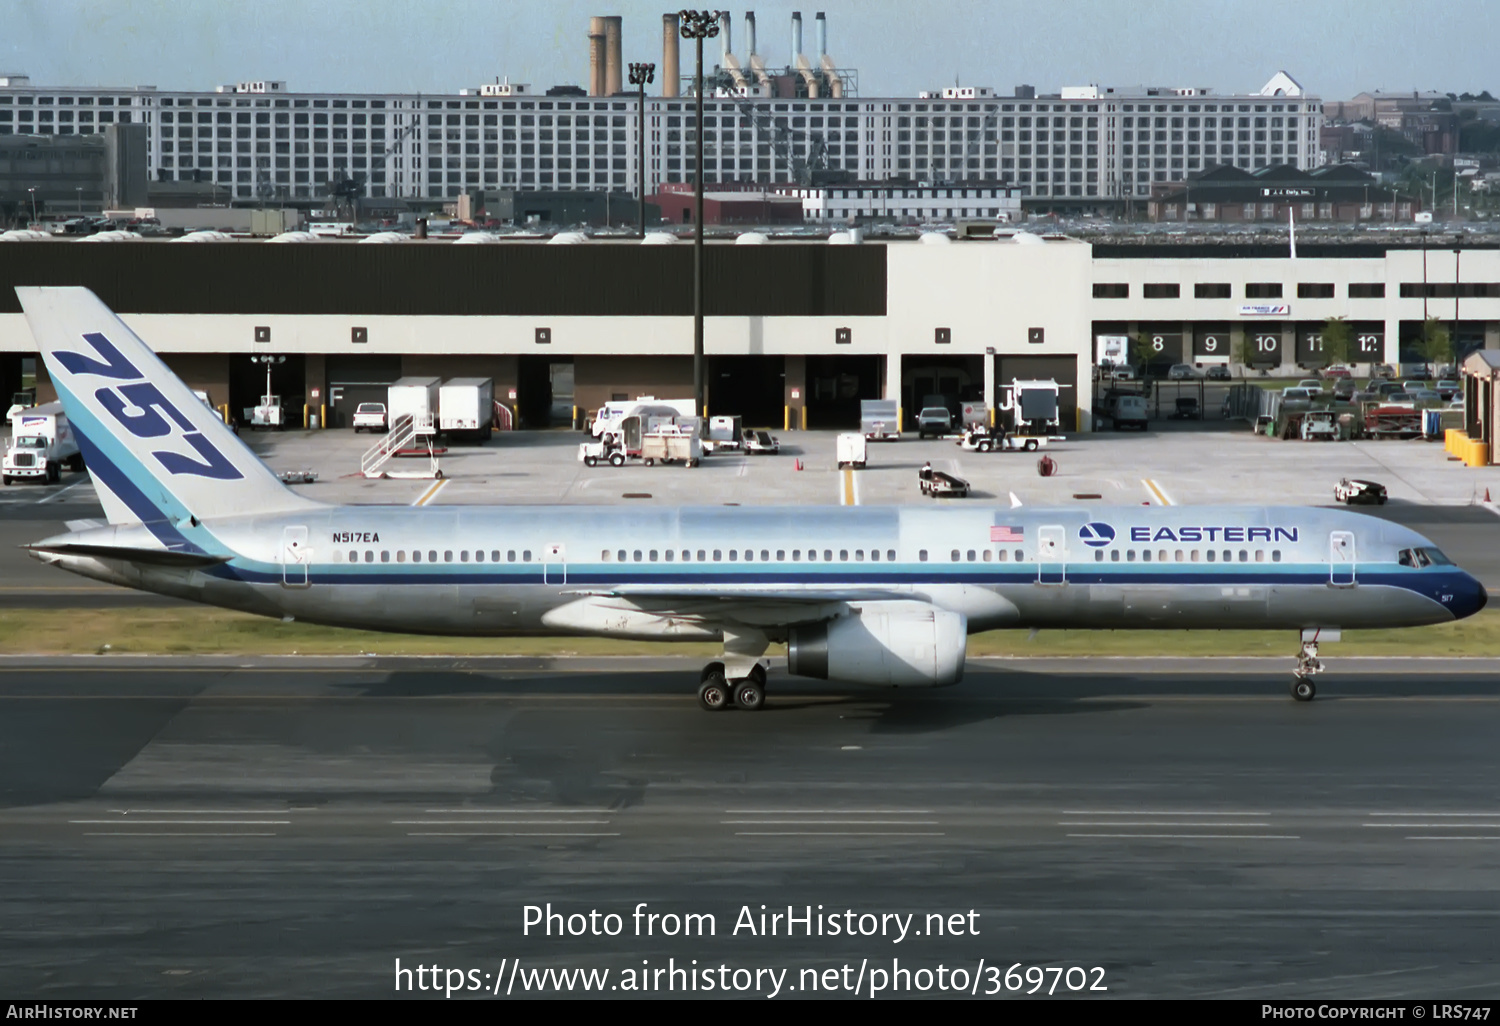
[
  {"left": 1420, "top": 317, "right": 1453, "bottom": 377},
  {"left": 1231, "top": 332, "right": 1251, "bottom": 377},
  {"left": 1321, "top": 317, "right": 1354, "bottom": 368}
]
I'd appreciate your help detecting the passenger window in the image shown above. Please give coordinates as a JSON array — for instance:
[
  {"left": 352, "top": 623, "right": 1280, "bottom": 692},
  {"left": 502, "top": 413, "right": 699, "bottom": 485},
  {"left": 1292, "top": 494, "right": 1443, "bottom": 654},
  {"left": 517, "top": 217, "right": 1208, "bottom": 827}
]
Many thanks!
[
  {"left": 887, "top": 550, "right": 896, "bottom": 561},
  {"left": 413, "top": 551, "right": 422, "bottom": 563},
  {"left": 348, "top": 549, "right": 357, "bottom": 562},
  {"left": 634, "top": 550, "right": 642, "bottom": 561},
  {"left": 1222, "top": 550, "right": 1231, "bottom": 563},
  {"left": 474, "top": 550, "right": 484, "bottom": 563},
  {"left": 697, "top": 550, "right": 705, "bottom": 561},
  {"left": 951, "top": 550, "right": 961, "bottom": 562},
  {"left": 1238, "top": 550, "right": 1248, "bottom": 562},
  {"left": 491, "top": 550, "right": 500, "bottom": 562},
  {"left": 1190, "top": 550, "right": 1199, "bottom": 562},
  {"left": 793, "top": 550, "right": 801, "bottom": 561},
  {"left": 729, "top": 550, "right": 738, "bottom": 562},
  {"left": 523, "top": 550, "right": 531, "bottom": 561},
  {"left": 665, "top": 550, "right": 674, "bottom": 562},
  {"left": 617, "top": 549, "right": 626, "bottom": 561},
  {"left": 967, "top": 550, "right": 976, "bottom": 562},
  {"left": 839, "top": 550, "right": 848, "bottom": 561},
  {"left": 650, "top": 550, "right": 658, "bottom": 561},
  {"left": 1158, "top": 549, "right": 1167, "bottom": 562},
  {"left": 1272, "top": 550, "right": 1281, "bottom": 562},
  {"left": 365, "top": 550, "right": 374, "bottom": 562},
  {"left": 1095, "top": 551, "right": 1103, "bottom": 562},
  {"left": 444, "top": 550, "right": 453, "bottom": 562},
  {"left": 1127, "top": 550, "right": 1136, "bottom": 562},
  {"left": 713, "top": 550, "right": 722, "bottom": 561},
  {"left": 1175, "top": 550, "right": 1184, "bottom": 562},
  {"left": 396, "top": 550, "right": 406, "bottom": 563},
  {"left": 460, "top": 551, "right": 469, "bottom": 562},
  {"left": 776, "top": 550, "right": 785, "bottom": 561},
  {"left": 602, "top": 549, "right": 611, "bottom": 561},
  {"left": 982, "top": 550, "right": 991, "bottom": 562},
  {"left": 998, "top": 550, "right": 1008, "bottom": 562},
  {"left": 380, "top": 551, "right": 390, "bottom": 563},
  {"left": 1206, "top": 551, "right": 1216, "bottom": 562},
  {"left": 1255, "top": 550, "right": 1265, "bottom": 562},
  {"left": 1109, "top": 550, "right": 1119, "bottom": 562},
  {"left": 919, "top": 550, "right": 928, "bottom": 562},
  {"left": 1142, "top": 550, "right": 1152, "bottom": 562},
  {"left": 825, "top": 550, "right": 833, "bottom": 561},
  {"left": 507, "top": 550, "right": 516, "bottom": 562},
  {"left": 761, "top": 550, "right": 770, "bottom": 562}
]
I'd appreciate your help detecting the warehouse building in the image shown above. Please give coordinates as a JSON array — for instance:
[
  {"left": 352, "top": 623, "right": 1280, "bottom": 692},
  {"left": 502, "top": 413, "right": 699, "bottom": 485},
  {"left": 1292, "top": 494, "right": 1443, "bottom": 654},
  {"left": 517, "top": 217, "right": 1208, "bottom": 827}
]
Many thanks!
[{"left": 3, "top": 234, "right": 1498, "bottom": 433}]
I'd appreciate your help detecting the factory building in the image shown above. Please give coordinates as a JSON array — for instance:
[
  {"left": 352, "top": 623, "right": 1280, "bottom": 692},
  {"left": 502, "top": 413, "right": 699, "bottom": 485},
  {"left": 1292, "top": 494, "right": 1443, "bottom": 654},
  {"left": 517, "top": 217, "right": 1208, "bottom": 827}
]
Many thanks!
[
  {"left": 3, "top": 235, "right": 1499, "bottom": 437},
  {"left": 0, "top": 13, "right": 1321, "bottom": 213}
]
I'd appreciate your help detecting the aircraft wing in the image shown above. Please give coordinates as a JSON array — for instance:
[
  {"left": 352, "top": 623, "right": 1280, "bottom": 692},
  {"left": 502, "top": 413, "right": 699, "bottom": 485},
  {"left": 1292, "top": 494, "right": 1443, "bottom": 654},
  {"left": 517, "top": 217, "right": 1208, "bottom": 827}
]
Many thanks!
[{"left": 554, "top": 585, "right": 905, "bottom": 630}]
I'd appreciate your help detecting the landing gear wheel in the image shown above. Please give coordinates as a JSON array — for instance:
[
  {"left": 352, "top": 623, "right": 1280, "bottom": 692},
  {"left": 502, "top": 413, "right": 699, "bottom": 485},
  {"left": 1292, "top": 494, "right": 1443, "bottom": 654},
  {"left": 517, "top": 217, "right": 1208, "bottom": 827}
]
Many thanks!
[
  {"left": 748, "top": 663, "right": 767, "bottom": 686},
  {"left": 609, "top": 452, "right": 626, "bottom": 467},
  {"left": 1291, "top": 678, "right": 1316, "bottom": 702},
  {"left": 733, "top": 680, "right": 765, "bottom": 711},
  {"left": 698, "top": 674, "right": 730, "bottom": 711}
]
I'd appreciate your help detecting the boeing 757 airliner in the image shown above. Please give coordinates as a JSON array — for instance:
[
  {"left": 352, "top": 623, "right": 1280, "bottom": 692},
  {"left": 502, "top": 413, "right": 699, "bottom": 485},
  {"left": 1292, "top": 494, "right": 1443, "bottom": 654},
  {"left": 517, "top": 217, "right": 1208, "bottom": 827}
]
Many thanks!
[{"left": 16, "top": 287, "right": 1488, "bottom": 709}]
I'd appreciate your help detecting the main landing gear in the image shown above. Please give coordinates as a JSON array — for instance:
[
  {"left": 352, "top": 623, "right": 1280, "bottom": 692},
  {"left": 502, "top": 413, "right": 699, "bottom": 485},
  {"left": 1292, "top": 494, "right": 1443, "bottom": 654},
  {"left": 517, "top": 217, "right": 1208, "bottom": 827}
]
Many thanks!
[
  {"left": 697, "top": 661, "right": 768, "bottom": 712},
  {"left": 1290, "top": 639, "right": 1323, "bottom": 702}
]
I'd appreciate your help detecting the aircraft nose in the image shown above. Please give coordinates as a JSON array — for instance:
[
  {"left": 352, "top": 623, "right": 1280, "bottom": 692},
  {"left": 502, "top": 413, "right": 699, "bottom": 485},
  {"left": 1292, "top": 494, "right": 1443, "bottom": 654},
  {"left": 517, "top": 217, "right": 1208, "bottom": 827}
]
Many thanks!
[{"left": 1457, "top": 576, "right": 1488, "bottom": 619}]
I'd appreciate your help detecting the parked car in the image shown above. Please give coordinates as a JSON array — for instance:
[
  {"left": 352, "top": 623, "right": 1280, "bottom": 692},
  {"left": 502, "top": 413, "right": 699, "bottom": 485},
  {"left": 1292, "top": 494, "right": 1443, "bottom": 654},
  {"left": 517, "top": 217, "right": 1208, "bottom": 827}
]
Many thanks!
[
  {"left": 1205, "top": 364, "right": 1232, "bottom": 381},
  {"left": 1399, "top": 380, "right": 1429, "bottom": 393},
  {"left": 1335, "top": 478, "right": 1387, "bottom": 505},
  {"left": 916, "top": 406, "right": 954, "bottom": 439},
  {"left": 352, "top": 402, "right": 388, "bottom": 432},
  {"left": 1321, "top": 365, "right": 1353, "bottom": 379},
  {"left": 1405, "top": 388, "right": 1441, "bottom": 403},
  {"left": 1295, "top": 378, "right": 1324, "bottom": 392},
  {"left": 1281, "top": 387, "right": 1321, "bottom": 401},
  {"left": 1167, "top": 363, "right": 1198, "bottom": 381},
  {"left": 1331, "top": 379, "right": 1357, "bottom": 400},
  {"left": 1106, "top": 393, "right": 1149, "bottom": 430},
  {"left": 1372, "top": 364, "right": 1398, "bottom": 380},
  {"left": 1435, "top": 379, "right": 1462, "bottom": 401},
  {"left": 1374, "top": 381, "right": 1405, "bottom": 397},
  {"left": 741, "top": 429, "right": 779, "bottom": 454}
]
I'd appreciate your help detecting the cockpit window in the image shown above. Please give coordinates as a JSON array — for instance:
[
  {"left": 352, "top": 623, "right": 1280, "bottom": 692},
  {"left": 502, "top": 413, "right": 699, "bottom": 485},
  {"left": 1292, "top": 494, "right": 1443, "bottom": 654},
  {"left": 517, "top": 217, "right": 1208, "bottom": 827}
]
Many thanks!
[{"left": 1398, "top": 547, "right": 1454, "bottom": 568}]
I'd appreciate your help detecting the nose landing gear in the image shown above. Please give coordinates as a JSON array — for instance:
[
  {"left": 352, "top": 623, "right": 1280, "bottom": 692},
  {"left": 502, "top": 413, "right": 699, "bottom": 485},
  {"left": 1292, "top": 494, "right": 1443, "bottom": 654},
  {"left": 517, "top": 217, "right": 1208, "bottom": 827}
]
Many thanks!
[{"left": 1291, "top": 639, "right": 1323, "bottom": 702}]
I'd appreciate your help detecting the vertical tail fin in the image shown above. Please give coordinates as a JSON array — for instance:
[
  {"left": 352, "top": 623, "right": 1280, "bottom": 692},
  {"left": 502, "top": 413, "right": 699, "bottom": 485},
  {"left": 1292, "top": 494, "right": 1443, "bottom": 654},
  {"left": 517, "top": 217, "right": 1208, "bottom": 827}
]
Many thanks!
[{"left": 16, "top": 286, "right": 321, "bottom": 526}]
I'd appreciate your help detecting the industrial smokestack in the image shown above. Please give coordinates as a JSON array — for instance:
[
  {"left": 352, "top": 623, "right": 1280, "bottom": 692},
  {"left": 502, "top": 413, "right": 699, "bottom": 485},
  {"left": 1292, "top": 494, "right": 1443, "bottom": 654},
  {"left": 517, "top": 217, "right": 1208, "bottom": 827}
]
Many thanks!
[
  {"left": 746, "top": 11, "right": 757, "bottom": 56},
  {"left": 662, "top": 13, "right": 680, "bottom": 97},
  {"left": 604, "top": 15, "right": 623, "bottom": 96},
  {"left": 815, "top": 11, "right": 827, "bottom": 57},
  {"left": 719, "top": 11, "right": 732, "bottom": 61},
  {"left": 791, "top": 11, "right": 803, "bottom": 59},
  {"left": 588, "top": 16, "right": 607, "bottom": 97}
]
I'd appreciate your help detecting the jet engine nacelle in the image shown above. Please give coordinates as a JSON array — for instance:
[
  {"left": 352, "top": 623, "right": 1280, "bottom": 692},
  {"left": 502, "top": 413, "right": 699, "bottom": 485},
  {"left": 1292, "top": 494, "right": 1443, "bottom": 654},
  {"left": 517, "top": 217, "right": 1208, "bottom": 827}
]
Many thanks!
[{"left": 787, "top": 601, "right": 967, "bottom": 687}]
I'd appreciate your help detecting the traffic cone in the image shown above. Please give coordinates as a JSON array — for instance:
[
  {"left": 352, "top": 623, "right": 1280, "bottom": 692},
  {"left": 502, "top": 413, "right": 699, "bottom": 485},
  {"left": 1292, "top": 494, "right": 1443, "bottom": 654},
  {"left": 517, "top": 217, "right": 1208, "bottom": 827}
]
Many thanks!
[
  {"left": 1487, "top": 488, "right": 1492, "bottom": 503},
  {"left": 795, "top": 458, "right": 803, "bottom": 471}
]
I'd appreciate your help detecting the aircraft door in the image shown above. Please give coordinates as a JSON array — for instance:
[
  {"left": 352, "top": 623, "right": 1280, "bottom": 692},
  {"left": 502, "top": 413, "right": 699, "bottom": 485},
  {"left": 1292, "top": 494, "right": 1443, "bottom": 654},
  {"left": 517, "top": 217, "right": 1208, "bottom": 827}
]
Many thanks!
[
  {"left": 1329, "top": 531, "right": 1356, "bottom": 587},
  {"left": 280, "top": 525, "right": 311, "bottom": 588},
  {"left": 1036, "top": 525, "right": 1066, "bottom": 585},
  {"left": 543, "top": 542, "right": 566, "bottom": 585}
]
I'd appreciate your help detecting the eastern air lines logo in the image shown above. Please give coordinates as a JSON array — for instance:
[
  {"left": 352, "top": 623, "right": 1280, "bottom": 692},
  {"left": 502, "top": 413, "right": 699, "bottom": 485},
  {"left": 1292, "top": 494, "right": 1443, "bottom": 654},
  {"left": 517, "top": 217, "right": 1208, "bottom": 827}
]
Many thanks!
[{"left": 1078, "top": 522, "right": 1116, "bottom": 548}]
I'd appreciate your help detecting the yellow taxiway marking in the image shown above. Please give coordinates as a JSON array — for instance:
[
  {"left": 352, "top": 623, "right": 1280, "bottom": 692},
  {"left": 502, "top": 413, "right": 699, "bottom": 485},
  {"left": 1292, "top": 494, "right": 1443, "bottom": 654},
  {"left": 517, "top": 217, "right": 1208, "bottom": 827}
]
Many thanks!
[
  {"left": 1143, "top": 478, "right": 1173, "bottom": 505},
  {"left": 841, "top": 466, "right": 858, "bottom": 505},
  {"left": 412, "top": 479, "right": 448, "bottom": 507}
]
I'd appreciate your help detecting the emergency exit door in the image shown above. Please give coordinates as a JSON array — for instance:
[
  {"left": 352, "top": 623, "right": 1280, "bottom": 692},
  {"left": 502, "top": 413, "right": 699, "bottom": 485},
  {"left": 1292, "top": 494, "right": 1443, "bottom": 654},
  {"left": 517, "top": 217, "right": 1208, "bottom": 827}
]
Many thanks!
[
  {"left": 281, "top": 525, "right": 310, "bottom": 588},
  {"left": 1037, "top": 525, "right": 1066, "bottom": 585},
  {"left": 1329, "top": 531, "right": 1356, "bottom": 587}
]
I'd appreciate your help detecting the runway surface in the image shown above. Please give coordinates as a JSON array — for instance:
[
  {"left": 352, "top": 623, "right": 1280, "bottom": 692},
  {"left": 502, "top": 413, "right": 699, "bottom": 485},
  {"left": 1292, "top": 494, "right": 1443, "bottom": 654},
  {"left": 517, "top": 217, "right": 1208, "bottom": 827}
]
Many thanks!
[{"left": 3, "top": 658, "right": 1500, "bottom": 999}]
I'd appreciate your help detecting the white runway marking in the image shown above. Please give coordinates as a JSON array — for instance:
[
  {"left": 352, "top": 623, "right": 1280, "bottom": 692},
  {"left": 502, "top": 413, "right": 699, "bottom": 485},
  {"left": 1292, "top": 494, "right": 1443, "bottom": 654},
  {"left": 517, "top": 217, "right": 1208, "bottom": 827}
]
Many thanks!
[
  {"left": 407, "top": 832, "right": 620, "bottom": 838},
  {"left": 83, "top": 832, "right": 277, "bottom": 837},
  {"left": 1061, "top": 810, "right": 1267, "bottom": 816},
  {"left": 722, "top": 820, "right": 941, "bottom": 826},
  {"left": 1067, "top": 833, "right": 1299, "bottom": 840},
  {"left": 393, "top": 820, "right": 612, "bottom": 826},
  {"left": 725, "top": 809, "right": 934, "bottom": 815},
  {"left": 735, "top": 831, "right": 944, "bottom": 837},
  {"left": 35, "top": 481, "right": 88, "bottom": 504},
  {"left": 71, "top": 819, "right": 291, "bottom": 825},
  {"left": 1062, "top": 821, "right": 1271, "bottom": 828}
]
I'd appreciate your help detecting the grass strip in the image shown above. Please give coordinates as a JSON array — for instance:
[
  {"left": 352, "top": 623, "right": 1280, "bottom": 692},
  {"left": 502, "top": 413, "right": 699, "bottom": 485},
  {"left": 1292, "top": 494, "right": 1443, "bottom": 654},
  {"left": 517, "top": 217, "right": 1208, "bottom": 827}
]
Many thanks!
[{"left": 2, "top": 606, "right": 1496, "bottom": 658}]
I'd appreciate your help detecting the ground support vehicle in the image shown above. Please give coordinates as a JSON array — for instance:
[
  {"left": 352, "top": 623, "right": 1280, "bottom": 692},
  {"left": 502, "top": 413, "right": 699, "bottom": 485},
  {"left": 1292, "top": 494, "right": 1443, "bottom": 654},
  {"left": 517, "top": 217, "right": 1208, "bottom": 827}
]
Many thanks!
[
  {"left": 836, "top": 432, "right": 867, "bottom": 468},
  {"left": 352, "top": 402, "right": 388, "bottom": 432},
  {"left": 916, "top": 406, "right": 954, "bottom": 439},
  {"left": 707, "top": 416, "right": 743, "bottom": 451},
  {"left": 1300, "top": 410, "right": 1341, "bottom": 441},
  {"left": 1363, "top": 405, "right": 1423, "bottom": 439},
  {"left": 742, "top": 430, "right": 779, "bottom": 454},
  {"left": 438, "top": 378, "right": 495, "bottom": 442},
  {"left": 958, "top": 426, "right": 1049, "bottom": 452},
  {"left": 1335, "top": 478, "right": 1387, "bottom": 505},
  {"left": 918, "top": 465, "right": 970, "bottom": 498},
  {"left": 860, "top": 399, "right": 901, "bottom": 441},
  {"left": 641, "top": 430, "right": 703, "bottom": 468},
  {"left": 3, "top": 402, "right": 81, "bottom": 484}
]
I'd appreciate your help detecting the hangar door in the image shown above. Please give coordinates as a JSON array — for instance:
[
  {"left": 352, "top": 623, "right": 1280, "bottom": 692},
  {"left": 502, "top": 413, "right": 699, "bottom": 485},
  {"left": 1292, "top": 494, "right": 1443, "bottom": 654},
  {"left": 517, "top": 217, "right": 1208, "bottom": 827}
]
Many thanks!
[{"left": 326, "top": 355, "right": 403, "bottom": 428}]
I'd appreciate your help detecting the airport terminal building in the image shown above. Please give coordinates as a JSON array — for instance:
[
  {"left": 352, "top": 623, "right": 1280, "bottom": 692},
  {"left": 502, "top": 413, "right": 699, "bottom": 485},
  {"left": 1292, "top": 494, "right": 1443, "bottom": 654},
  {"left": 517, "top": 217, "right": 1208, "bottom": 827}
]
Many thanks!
[{"left": 2, "top": 234, "right": 1499, "bottom": 433}]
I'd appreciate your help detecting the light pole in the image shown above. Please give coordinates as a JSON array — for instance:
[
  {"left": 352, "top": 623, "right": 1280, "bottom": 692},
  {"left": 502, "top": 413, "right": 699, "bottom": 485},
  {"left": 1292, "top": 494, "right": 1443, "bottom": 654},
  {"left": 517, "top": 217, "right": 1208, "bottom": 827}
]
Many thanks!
[
  {"left": 75, "top": 186, "right": 82, "bottom": 216},
  {"left": 629, "top": 61, "right": 656, "bottom": 239},
  {"left": 679, "top": 10, "right": 720, "bottom": 421},
  {"left": 27, "top": 187, "right": 37, "bottom": 225}
]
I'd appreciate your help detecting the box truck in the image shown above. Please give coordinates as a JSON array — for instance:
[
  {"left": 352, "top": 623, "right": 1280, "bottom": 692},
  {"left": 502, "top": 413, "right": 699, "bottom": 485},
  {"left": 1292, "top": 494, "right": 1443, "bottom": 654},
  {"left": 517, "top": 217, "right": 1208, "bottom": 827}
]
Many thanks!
[
  {"left": 3, "top": 402, "right": 82, "bottom": 484},
  {"left": 386, "top": 377, "right": 441, "bottom": 433},
  {"left": 438, "top": 378, "right": 495, "bottom": 442}
]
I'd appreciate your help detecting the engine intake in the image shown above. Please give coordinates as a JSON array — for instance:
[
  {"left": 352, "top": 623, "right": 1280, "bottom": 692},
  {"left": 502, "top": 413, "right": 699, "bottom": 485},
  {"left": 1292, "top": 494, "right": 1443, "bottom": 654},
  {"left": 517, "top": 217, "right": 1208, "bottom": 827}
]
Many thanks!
[{"left": 788, "top": 601, "right": 966, "bottom": 687}]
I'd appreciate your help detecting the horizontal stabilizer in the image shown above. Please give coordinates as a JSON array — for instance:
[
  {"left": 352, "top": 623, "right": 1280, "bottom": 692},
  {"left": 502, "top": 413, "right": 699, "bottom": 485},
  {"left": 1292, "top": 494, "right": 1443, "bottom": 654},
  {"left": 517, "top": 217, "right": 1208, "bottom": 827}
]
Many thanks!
[{"left": 25, "top": 542, "right": 231, "bottom": 568}]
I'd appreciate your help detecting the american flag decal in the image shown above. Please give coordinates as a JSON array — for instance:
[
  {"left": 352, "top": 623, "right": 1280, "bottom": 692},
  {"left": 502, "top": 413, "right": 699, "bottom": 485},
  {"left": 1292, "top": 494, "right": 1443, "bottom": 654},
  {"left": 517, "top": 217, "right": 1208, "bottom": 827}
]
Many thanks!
[{"left": 991, "top": 525, "right": 1024, "bottom": 543}]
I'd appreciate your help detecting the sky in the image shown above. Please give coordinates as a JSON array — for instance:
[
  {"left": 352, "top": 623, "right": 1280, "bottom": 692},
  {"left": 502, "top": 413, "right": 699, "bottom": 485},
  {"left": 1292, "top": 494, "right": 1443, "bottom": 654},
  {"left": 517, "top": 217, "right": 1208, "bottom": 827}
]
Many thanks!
[{"left": 7, "top": 0, "right": 1498, "bottom": 101}]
